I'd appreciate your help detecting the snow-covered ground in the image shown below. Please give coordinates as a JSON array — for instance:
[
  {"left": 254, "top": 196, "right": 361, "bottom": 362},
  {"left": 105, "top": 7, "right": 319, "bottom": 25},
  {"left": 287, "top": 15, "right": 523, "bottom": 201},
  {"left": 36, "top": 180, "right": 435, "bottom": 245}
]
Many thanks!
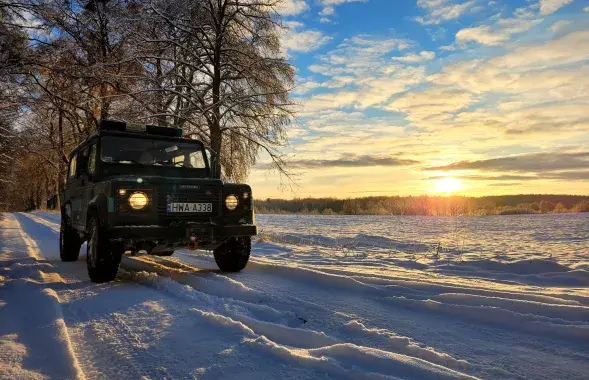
[{"left": 1, "top": 212, "right": 588, "bottom": 379}]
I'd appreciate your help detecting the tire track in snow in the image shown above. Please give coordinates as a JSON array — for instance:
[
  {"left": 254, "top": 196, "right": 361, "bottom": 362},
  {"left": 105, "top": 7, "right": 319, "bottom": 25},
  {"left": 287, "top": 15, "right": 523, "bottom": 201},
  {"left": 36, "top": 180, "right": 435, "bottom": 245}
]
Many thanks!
[
  {"left": 0, "top": 213, "right": 85, "bottom": 380},
  {"left": 11, "top": 212, "right": 589, "bottom": 379},
  {"left": 193, "top": 309, "right": 478, "bottom": 380},
  {"left": 19, "top": 212, "right": 60, "bottom": 233},
  {"left": 7, "top": 212, "right": 478, "bottom": 379},
  {"left": 130, "top": 250, "right": 589, "bottom": 373},
  {"left": 8, "top": 213, "right": 193, "bottom": 379},
  {"left": 244, "top": 258, "right": 589, "bottom": 326},
  {"left": 31, "top": 211, "right": 62, "bottom": 225},
  {"left": 121, "top": 256, "right": 475, "bottom": 373},
  {"left": 64, "top": 307, "right": 190, "bottom": 380},
  {"left": 169, "top": 255, "right": 587, "bottom": 378}
]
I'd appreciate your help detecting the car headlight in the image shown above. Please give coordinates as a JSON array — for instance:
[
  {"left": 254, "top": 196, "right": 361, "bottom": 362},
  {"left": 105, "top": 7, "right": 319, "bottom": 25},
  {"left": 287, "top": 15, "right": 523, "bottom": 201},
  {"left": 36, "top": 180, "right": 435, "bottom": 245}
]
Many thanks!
[
  {"left": 225, "top": 194, "right": 239, "bottom": 210},
  {"left": 128, "top": 191, "right": 148, "bottom": 210}
]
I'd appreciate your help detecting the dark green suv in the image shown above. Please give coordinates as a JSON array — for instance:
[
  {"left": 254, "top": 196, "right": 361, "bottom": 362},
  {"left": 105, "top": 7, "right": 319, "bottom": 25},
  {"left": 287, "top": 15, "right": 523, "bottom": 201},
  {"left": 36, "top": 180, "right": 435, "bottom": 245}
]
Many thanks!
[{"left": 60, "top": 120, "right": 257, "bottom": 283}]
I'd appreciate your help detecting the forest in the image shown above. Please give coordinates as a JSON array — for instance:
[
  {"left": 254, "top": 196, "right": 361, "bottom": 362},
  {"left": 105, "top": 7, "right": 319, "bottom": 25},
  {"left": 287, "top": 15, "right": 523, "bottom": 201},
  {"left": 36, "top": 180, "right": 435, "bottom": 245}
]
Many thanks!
[
  {"left": 0, "top": 0, "right": 293, "bottom": 211},
  {"left": 256, "top": 195, "right": 589, "bottom": 216}
]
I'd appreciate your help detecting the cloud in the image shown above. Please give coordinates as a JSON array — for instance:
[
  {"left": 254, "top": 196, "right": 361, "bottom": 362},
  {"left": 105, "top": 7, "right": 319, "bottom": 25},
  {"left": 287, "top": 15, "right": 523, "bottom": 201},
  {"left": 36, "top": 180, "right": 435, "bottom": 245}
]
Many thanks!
[
  {"left": 317, "top": 0, "right": 366, "bottom": 18},
  {"left": 320, "top": 6, "right": 335, "bottom": 15},
  {"left": 456, "top": 25, "right": 508, "bottom": 46},
  {"left": 550, "top": 20, "right": 572, "bottom": 34},
  {"left": 428, "top": 171, "right": 589, "bottom": 182},
  {"left": 451, "top": 1, "right": 547, "bottom": 47},
  {"left": 387, "top": 88, "right": 475, "bottom": 127},
  {"left": 425, "top": 152, "right": 589, "bottom": 173},
  {"left": 253, "top": 2, "right": 589, "bottom": 198},
  {"left": 585, "top": 6, "right": 589, "bottom": 12},
  {"left": 299, "top": 91, "right": 359, "bottom": 112},
  {"left": 425, "top": 174, "right": 539, "bottom": 181},
  {"left": 539, "top": 0, "right": 573, "bottom": 15},
  {"left": 293, "top": 79, "right": 323, "bottom": 94},
  {"left": 275, "top": 109, "right": 428, "bottom": 159},
  {"left": 301, "top": 35, "right": 426, "bottom": 110},
  {"left": 277, "top": 0, "right": 309, "bottom": 16},
  {"left": 423, "top": 30, "right": 589, "bottom": 139},
  {"left": 433, "top": 31, "right": 589, "bottom": 84},
  {"left": 261, "top": 155, "right": 420, "bottom": 169},
  {"left": 320, "top": 0, "right": 366, "bottom": 5},
  {"left": 318, "top": 4, "right": 335, "bottom": 23},
  {"left": 548, "top": 171, "right": 589, "bottom": 181},
  {"left": 415, "top": 0, "right": 476, "bottom": 25},
  {"left": 281, "top": 21, "right": 332, "bottom": 55},
  {"left": 302, "top": 65, "right": 425, "bottom": 111},
  {"left": 491, "top": 30, "right": 589, "bottom": 69},
  {"left": 391, "top": 51, "right": 436, "bottom": 63},
  {"left": 456, "top": 17, "right": 541, "bottom": 46},
  {"left": 493, "top": 30, "right": 589, "bottom": 70},
  {"left": 439, "top": 44, "right": 456, "bottom": 51}
]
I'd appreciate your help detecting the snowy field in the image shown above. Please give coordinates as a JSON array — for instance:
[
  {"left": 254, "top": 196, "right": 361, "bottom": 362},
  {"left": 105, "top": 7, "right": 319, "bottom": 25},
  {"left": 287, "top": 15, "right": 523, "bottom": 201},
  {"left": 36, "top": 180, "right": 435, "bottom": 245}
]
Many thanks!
[{"left": 1, "top": 212, "right": 588, "bottom": 379}]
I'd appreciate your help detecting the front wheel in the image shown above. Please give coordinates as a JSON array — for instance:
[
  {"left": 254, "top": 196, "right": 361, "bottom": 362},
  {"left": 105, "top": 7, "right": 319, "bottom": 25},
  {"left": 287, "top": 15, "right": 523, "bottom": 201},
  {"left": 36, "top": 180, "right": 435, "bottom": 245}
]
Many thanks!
[
  {"left": 86, "top": 215, "right": 123, "bottom": 283},
  {"left": 60, "top": 213, "right": 81, "bottom": 262},
  {"left": 214, "top": 237, "right": 251, "bottom": 272}
]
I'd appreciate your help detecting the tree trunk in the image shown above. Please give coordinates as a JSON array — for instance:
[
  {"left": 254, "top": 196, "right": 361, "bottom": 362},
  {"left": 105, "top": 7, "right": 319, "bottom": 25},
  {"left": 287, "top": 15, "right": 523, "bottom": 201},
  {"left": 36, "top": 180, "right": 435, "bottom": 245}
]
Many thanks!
[
  {"left": 55, "top": 176, "right": 61, "bottom": 210},
  {"left": 210, "top": 4, "right": 224, "bottom": 180},
  {"left": 39, "top": 174, "right": 48, "bottom": 210}
]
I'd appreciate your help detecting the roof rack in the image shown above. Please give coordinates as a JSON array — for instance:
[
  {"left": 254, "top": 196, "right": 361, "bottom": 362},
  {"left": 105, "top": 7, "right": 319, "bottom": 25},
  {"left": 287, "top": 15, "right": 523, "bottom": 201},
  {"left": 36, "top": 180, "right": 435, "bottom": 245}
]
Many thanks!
[{"left": 99, "top": 119, "right": 183, "bottom": 137}]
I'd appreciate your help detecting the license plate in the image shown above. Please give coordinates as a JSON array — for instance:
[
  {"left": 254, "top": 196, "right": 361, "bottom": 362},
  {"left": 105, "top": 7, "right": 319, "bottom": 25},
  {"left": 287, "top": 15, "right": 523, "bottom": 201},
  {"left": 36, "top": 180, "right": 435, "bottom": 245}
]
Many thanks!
[{"left": 167, "top": 203, "right": 213, "bottom": 213}]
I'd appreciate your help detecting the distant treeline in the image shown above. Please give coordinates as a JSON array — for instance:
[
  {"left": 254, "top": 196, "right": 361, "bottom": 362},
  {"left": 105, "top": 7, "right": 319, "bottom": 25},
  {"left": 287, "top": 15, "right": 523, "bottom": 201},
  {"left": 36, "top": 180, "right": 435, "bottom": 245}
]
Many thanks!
[{"left": 255, "top": 195, "right": 589, "bottom": 216}]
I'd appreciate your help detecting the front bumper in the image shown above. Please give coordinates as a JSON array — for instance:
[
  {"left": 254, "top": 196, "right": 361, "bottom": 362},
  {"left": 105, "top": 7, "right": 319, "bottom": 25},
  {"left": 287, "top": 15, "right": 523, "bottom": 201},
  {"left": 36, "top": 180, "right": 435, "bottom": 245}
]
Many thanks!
[{"left": 107, "top": 224, "right": 257, "bottom": 242}]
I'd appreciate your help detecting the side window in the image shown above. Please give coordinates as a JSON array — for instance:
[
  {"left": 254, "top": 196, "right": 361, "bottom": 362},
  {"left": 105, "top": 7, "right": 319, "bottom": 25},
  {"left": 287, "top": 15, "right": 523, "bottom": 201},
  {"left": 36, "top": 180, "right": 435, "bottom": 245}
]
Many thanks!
[
  {"left": 190, "top": 152, "right": 206, "bottom": 168},
  {"left": 88, "top": 144, "right": 97, "bottom": 179},
  {"left": 79, "top": 147, "right": 89, "bottom": 177},
  {"left": 68, "top": 155, "right": 77, "bottom": 180},
  {"left": 171, "top": 152, "right": 206, "bottom": 168}
]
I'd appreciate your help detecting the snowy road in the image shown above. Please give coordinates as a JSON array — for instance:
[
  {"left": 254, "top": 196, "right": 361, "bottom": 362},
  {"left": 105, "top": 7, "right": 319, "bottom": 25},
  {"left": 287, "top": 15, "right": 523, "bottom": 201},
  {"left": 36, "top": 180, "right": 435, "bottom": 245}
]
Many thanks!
[{"left": 1, "top": 212, "right": 589, "bottom": 379}]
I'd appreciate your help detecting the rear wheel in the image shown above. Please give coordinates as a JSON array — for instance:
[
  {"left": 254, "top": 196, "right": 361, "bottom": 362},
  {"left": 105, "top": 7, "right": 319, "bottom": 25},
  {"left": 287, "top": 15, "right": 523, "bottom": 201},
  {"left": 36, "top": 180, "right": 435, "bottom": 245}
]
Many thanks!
[
  {"left": 86, "top": 215, "right": 123, "bottom": 283},
  {"left": 60, "top": 213, "right": 81, "bottom": 262},
  {"left": 214, "top": 237, "right": 250, "bottom": 272}
]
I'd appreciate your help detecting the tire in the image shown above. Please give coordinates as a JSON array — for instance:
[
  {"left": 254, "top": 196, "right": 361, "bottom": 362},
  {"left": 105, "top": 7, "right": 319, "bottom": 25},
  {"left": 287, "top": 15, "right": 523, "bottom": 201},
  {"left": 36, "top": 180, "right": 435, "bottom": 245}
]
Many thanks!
[
  {"left": 60, "top": 213, "right": 81, "bottom": 262},
  {"left": 214, "top": 237, "right": 250, "bottom": 272},
  {"left": 86, "top": 215, "right": 123, "bottom": 283}
]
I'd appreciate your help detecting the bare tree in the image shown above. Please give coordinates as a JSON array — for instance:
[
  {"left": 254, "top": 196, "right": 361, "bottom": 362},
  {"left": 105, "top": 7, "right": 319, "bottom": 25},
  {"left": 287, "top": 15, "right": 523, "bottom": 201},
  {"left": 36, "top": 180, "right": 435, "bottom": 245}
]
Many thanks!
[
  {"left": 0, "top": 1, "right": 29, "bottom": 210},
  {"left": 139, "top": 0, "right": 295, "bottom": 182},
  {"left": 0, "top": 0, "right": 296, "bottom": 211}
]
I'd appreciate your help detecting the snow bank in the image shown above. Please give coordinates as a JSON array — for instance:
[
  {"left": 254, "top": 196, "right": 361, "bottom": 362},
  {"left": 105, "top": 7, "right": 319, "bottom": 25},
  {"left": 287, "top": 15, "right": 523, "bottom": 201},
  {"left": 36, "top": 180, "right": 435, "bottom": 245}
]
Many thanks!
[
  {"left": 6, "top": 212, "right": 589, "bottom": 379},
  {"left": 387, "top": 296, "right": 589, "bottom": 341},
  {"left": 246, "top": 336, "right": 477, "bottom": 380},
  {"left": 456, "top": 258, "right": 571, "bottom": 275},
  {"left": 433, "top": 293, "right": 589, "bottom": 321},
  {"left": 227, "top": 310, "right": 338, "bottom": 348},
  {"left": 0, "top": 282, "right": 85, "bottom": 380},
  {"left": 343, "top": 320, "right": 469, "bottom": 370},
  {"left": 0, "top": 215, "right": 84, "bottom": 379},
  {"left": 123, "top": 260, "right": 476, "bottom": 377}
]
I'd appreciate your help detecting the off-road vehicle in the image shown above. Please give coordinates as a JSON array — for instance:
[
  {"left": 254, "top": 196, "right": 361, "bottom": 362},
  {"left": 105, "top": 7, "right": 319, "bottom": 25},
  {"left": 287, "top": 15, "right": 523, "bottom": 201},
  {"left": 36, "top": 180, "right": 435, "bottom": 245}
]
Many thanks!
[{"left": 60, "top": 120, "right": 257, "bottom": 283}]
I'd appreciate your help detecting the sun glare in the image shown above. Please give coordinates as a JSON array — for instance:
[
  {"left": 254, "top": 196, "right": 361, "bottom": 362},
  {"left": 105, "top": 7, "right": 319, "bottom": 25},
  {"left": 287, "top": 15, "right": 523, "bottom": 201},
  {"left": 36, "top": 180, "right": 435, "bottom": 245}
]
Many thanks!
[{"left": 434, "top": 177, "right": 464, "bottom": 194}]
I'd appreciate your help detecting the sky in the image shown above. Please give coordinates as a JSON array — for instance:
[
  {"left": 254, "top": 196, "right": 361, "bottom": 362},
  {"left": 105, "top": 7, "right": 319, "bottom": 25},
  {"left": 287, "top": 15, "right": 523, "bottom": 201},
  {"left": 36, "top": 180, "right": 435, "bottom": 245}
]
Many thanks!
[{"left": 247, "top": 0, "right": 589, "bottom": 199}]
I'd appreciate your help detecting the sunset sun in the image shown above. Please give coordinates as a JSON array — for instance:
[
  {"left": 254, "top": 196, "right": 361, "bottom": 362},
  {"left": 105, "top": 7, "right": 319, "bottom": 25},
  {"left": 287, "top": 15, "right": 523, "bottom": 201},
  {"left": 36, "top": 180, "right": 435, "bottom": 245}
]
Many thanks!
[{"left": 434, "top": 177, "right": 464, "bottom": 194}]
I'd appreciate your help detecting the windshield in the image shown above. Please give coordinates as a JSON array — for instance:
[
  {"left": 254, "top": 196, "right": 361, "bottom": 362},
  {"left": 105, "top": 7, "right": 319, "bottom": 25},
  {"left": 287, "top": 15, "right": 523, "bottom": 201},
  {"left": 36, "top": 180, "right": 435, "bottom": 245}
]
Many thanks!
[{"left": 100, "top": 136, "right": 207, "bottom": 169}]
